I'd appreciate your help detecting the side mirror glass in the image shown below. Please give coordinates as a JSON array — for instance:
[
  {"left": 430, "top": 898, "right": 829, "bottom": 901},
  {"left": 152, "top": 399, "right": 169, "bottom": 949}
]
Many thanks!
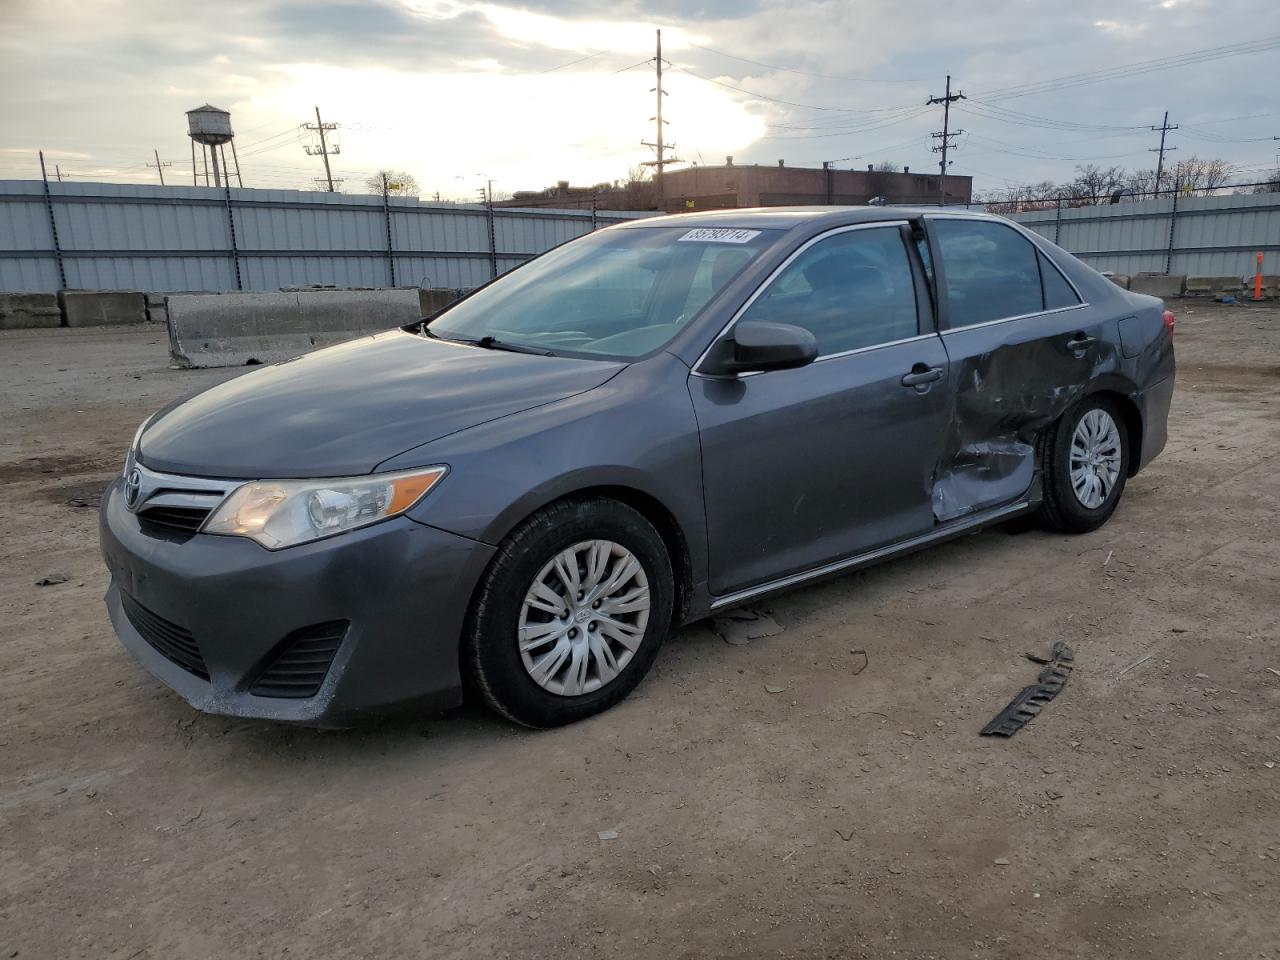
[{"left": 703, "top": 320, "right": 818, "bottom": 376}]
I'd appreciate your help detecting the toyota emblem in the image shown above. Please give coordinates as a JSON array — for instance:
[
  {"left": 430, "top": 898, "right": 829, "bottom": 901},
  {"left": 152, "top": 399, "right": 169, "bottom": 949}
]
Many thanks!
[{"left": 124, "top": 468, "right": 143, "bottom": 510}]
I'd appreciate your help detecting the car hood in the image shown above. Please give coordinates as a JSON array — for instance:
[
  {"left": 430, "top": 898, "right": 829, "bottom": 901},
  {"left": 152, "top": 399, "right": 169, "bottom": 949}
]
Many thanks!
[{"left": 139, "top": 330, "right": 625, "bottom": 478}]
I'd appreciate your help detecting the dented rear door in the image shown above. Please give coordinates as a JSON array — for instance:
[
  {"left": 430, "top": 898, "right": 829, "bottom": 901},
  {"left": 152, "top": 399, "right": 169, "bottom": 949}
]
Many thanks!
[{"left": 924, "top": 215, "right": 1114, "bottom": 522}]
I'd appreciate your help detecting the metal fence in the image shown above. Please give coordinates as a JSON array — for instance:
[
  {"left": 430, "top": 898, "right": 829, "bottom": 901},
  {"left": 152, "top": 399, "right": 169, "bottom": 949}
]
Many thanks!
[
  {"left": 0, "top": 180, "right": 656, "bottom": 294},
  {"left": 998, "top": 190, "right": 1280, "bottom": 277}
]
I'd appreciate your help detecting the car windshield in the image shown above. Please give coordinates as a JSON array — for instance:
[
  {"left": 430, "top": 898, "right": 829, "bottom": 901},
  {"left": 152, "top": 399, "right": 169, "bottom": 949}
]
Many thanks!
[{"left": 428, "top": 225, "right": 778, "bottom": 358}]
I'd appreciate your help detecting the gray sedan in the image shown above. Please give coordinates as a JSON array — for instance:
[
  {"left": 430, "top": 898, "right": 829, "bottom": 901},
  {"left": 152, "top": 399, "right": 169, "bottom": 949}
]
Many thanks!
[{"left": 100, "top": 207, "right": 1175, "bottom": 727}]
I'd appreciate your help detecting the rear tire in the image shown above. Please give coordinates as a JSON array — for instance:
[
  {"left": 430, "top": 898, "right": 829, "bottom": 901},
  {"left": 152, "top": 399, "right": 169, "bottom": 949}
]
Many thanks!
[
  {"left": 464, "top": 498, "right": 673, "bottom": 728},
  {"left": 1037, "top": 395, "right": 1130, "bottom": 534}
]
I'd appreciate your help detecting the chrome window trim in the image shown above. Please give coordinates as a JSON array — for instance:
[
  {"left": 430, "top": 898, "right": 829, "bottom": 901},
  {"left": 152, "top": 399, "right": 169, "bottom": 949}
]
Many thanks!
[
  {"left": 938, "top": 301, "right": 1089, "bottom": 335},
  {"left": 923, "top": 212, "right": 1088, "bottom": 315},
  {"left": 691, "top": 220, "right": 912, "bottom": 378}
]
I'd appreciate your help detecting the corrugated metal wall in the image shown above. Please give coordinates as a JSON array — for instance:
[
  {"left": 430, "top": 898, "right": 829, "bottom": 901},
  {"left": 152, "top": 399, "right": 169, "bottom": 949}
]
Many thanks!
[
  {"left": 0, "top": 180, "right": 655, "bottom": 293},
  {"left": 1006, "top": 191, "right": 1280, "bottom": 277}
]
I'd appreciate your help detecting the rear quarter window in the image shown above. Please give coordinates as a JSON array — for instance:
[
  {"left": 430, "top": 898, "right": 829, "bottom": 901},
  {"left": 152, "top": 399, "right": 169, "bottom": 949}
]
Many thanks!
[{"left": 1039, "top": 250, "right": 1081, "bottom": 310}]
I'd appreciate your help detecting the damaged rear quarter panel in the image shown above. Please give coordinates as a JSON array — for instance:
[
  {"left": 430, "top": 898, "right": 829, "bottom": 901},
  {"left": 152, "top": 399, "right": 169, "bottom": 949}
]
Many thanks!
[{"left": 932, "top": 305, "right": 1124, "bottom": 522}]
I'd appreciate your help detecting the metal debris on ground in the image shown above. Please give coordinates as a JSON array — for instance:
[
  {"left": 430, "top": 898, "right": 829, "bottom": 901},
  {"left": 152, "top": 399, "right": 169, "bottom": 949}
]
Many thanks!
[
  {"left": 1116, "top": 654, "right": 1154, "bottom": 678},
  {"left": 35, "top": 575, "right": 69, "bottom": 587},
  {"left": 980, "top": 641, "right": 1074, "bottom": 738},
  {"left": 711, "top": 606, "right": 784, "bottom": 646},
  {"left": 850, "top": 649, "right": 869, "bottom": 676}
]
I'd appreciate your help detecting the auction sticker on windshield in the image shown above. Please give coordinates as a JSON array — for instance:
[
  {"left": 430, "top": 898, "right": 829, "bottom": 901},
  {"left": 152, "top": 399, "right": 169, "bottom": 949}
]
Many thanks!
[{"left": 677, "top": 228, "right": 761, "bottom": 244}]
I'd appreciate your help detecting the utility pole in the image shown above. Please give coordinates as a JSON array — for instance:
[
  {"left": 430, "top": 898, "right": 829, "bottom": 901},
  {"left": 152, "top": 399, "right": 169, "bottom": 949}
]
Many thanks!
[
  {"left": 928, "top": 75, "right": 965, "bottom": 206},
  {"left": 1150, "top": 111, "right": 1178, "bottom": 196},
  {"left": 146, "top": 148, "right": 172, "bottom": 186},
  {"left": 55, "top": 165, "right": 65, "bottom": 182},
  {"left": 303, "top": 106, "right": 340, "bottom": 192},
  {"left": 641, "top": 28, "right": 681, "bottom": 204}
]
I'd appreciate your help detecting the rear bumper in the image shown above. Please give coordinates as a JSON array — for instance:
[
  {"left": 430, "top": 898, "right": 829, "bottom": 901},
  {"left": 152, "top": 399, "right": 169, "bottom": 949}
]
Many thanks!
[{"left": 99, "top": 478, "right": 494, "bottom": 726}]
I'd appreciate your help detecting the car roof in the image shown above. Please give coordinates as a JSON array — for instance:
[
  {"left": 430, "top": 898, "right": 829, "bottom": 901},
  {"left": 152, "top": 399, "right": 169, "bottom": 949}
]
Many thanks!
[{"left": 611, "top": 205, "right": 992, "bottom": 231}]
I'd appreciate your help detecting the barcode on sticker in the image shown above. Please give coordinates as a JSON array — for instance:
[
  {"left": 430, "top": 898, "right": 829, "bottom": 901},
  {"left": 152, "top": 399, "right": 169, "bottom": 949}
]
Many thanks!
[{"left": 677, "top": 228, "right": 761, "bottom": 244}]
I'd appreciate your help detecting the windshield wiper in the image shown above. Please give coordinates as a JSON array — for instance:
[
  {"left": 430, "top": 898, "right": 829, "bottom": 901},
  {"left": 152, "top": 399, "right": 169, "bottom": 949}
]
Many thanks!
[
  {"left": 407, "top": 324, "right": 556, "bottom": 356},
  {"left": 464, "top": 335, "right": 556, "bottom": 357}
]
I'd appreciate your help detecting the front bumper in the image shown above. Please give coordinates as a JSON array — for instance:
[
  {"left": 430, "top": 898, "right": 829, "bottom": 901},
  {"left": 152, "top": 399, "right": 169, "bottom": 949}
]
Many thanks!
[{"left": 99, "top": 477, "right": 494, "bottom": 725}]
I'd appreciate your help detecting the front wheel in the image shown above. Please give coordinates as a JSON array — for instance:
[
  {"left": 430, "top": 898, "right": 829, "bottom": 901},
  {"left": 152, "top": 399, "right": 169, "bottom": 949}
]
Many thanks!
[
  {"left": 464, "top": 498, "right": 674, "bottom": 728},
  {"left": 1037, "top": 396, "right": 1130, "bottom": 533}
]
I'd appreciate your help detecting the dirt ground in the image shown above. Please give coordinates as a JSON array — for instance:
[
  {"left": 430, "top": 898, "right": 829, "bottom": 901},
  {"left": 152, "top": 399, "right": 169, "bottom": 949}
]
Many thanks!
[{"left": 1, "top": 302, "right": 1277, "bottom": 960}]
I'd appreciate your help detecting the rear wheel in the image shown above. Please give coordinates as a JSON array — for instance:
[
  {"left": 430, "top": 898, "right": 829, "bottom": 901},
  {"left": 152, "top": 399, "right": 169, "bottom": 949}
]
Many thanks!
[
  {"left": 464, "top": 498, "right": 673, "bottom": 728},
  {"left": 1037, "top": 396, "right": 1130, "bottom": 533}
]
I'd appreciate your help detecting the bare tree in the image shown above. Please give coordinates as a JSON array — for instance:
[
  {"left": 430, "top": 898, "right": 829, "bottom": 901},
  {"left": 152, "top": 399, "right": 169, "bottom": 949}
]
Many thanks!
[
  {"left": 871, "top": 161, "right": 900, "bottom": 173},
  {"left": 620, "top": 165, "right": 659, "bottom": 211},
  {"left": 1168, "top": 156, "right": 1234, "bottom": 195},
  {"left": 1250, "top": 168, "right": 1280, "bottom": 194},
  {"left": 1062, "top": 165, "right": 1128, "bottom": 206},
  {"left": 365, "top": 170, "right": 420, "bottom": 196}
]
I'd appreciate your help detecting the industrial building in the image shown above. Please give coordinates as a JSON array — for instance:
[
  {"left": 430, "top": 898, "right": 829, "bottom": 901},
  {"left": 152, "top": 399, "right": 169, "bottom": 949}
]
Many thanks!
[{"left": 497, "top": 158, "right": 972, "bottom": 212}]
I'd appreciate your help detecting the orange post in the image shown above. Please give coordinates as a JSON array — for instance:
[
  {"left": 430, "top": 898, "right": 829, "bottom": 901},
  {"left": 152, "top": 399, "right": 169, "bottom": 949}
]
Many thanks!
[{"left": 1255, "top": 252, "right": 1265, "bottom": 301}]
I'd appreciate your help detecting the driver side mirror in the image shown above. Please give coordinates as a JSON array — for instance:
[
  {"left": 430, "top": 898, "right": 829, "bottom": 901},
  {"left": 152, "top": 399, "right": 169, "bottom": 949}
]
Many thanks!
[{"left": 701, "top": 321, "right": 819, "bottom": 376}]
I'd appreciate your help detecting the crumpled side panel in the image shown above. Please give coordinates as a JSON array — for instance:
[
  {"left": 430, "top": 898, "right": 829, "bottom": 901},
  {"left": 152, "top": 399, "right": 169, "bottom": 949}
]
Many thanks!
[{"left": 932, "top": 317, "right": 1116, "bottom": 522}]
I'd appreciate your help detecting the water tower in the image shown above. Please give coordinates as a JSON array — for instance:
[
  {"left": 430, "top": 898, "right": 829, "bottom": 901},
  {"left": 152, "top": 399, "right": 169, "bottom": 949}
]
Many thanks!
[{"left": 186, "top": 104, "right": 242, "bottom": 188}]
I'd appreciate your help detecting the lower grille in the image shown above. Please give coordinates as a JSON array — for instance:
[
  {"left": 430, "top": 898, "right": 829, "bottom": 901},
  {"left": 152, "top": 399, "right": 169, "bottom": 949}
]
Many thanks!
[
  {"left": 120, "top": 593, "right": 209, "bottom": 681},
  {"left": 250, "top": 621, "right": 348, "bottom": 699},
  {"left": 137, "top": 505, "right": 211, "bottom": 532}
]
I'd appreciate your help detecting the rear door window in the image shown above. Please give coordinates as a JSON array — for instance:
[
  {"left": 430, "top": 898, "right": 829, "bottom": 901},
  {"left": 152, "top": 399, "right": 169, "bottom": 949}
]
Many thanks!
[{"left": 931, "top": 219, "right": 1044, "bottom": 328}]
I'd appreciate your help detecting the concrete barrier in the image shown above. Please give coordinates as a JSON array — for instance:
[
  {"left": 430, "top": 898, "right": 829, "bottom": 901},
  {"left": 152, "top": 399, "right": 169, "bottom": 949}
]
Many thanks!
[
  {"left": 0, "top": 292, "right": 62, "bottom": 329},
  {"left": 1129, "top": 274, "right": 1186, "bottom": 298},
  {"left": 59, "top": 290, "right": 147, "bottom": 327},
  {"left": 1101, "top": 273, "right": 1131, "bottom": 290},
  {"left": 1185, "top": 276, "right": 1244, "bottom": 298},
  {"left": 166, "top": 288, "right": 423, "bottom": 368}
]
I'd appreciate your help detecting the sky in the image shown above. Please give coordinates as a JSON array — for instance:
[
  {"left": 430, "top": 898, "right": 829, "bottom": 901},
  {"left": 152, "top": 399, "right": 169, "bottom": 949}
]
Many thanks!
[{"left": 1, "top": 0, "right": 1279, "bottom": 199}]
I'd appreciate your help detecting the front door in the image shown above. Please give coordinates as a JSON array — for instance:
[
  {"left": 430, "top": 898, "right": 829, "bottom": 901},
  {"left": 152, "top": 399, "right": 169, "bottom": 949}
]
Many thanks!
[{"left": 690, "top": 222, "right": 953, "bottom": 597}]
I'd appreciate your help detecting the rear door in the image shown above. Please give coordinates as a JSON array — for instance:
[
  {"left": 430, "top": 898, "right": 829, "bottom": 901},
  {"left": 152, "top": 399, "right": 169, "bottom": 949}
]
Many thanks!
[
  {"left": 690, "top": 221, "right": 952, "bottom": 597},
  {"left": 923, "top": 215, "right": 1100, "bottom": 520}
]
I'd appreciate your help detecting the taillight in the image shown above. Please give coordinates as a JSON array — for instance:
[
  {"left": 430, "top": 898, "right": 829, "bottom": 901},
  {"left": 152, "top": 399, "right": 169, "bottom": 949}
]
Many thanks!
[{"left": 1162, "top": 309, "right": 1176, "bottom": 337}]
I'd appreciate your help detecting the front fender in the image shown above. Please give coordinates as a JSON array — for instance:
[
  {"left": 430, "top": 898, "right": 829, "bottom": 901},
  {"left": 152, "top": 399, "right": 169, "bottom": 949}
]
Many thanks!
[{"left": 379, "top": 353, "right": 709, "bottom": 601}]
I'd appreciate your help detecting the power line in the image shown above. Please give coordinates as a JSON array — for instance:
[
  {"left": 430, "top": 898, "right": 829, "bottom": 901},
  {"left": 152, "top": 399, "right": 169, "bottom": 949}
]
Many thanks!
[
  {"left": 669, "top": 63, "right": 917, "bottom": 114},
  {"left": 928, "top": 75, "right": 965, "bottom": 205},
  {"left": 686, "top": 41, "right": 923, "bottom": 84},
  {"left": 973, "top": 34, "right": 1280, "bottom": 103}
]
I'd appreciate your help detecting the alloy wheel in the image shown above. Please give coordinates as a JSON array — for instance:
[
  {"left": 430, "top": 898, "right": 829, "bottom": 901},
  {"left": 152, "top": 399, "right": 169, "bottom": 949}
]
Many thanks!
[
  {"left": 518, "top": 540, "right": 651, "bottom": 697},
  {"left": 1069, "top": 408, "right": 1122, "bottom": 509}
]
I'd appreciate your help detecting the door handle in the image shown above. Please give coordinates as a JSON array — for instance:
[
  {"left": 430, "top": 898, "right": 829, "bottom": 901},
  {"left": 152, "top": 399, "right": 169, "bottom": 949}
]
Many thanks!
[
  {"left": 1066, "top": 333, "right": 1097, "bottom": 351},
  {"left": 900, "top": 364, "right": 944, "bottom": 387}
]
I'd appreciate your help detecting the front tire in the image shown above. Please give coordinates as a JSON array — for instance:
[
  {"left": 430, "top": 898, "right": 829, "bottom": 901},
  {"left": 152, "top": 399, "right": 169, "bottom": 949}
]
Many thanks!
[
  {"left": 1037, "top": 396, "right": 1130, "bottom": 533},
  {"left": 464, "top": 498, "right": 674, "bottom": 728}
]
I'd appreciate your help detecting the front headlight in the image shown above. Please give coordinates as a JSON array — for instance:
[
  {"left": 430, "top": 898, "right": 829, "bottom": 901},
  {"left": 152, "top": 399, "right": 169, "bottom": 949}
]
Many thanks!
[{"left": 203, "top": 466, "right": 447, "bottom": 549}]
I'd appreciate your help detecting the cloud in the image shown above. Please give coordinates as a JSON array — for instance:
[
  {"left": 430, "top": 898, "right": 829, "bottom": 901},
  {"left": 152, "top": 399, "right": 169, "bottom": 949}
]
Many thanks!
[{"left": 0, "top": 0, "right": 1276, "bottom": 194}]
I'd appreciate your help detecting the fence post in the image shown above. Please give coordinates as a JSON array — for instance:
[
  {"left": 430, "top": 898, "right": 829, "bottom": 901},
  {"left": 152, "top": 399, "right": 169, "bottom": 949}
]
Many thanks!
[
  {"left": 381, "top": 173, "right": 396, "bottom": 287},
  {"left": 1054, "top": 197, "right": 1063, "bottom": 245},
  {"left": 38, "top": 150, "right": 68, "bottom": 291},
  {"left": 591, "top": 193, "right": 599, "bottom": 232},
  {"left": 223, "top": 182, "right": 242, "bottom": 291},
  {"left": 1165, "top": 179, "right": 1180, "bottom": 275},
  {"left": 485, "top": 196, "right": 497, "bottom": 280}
]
